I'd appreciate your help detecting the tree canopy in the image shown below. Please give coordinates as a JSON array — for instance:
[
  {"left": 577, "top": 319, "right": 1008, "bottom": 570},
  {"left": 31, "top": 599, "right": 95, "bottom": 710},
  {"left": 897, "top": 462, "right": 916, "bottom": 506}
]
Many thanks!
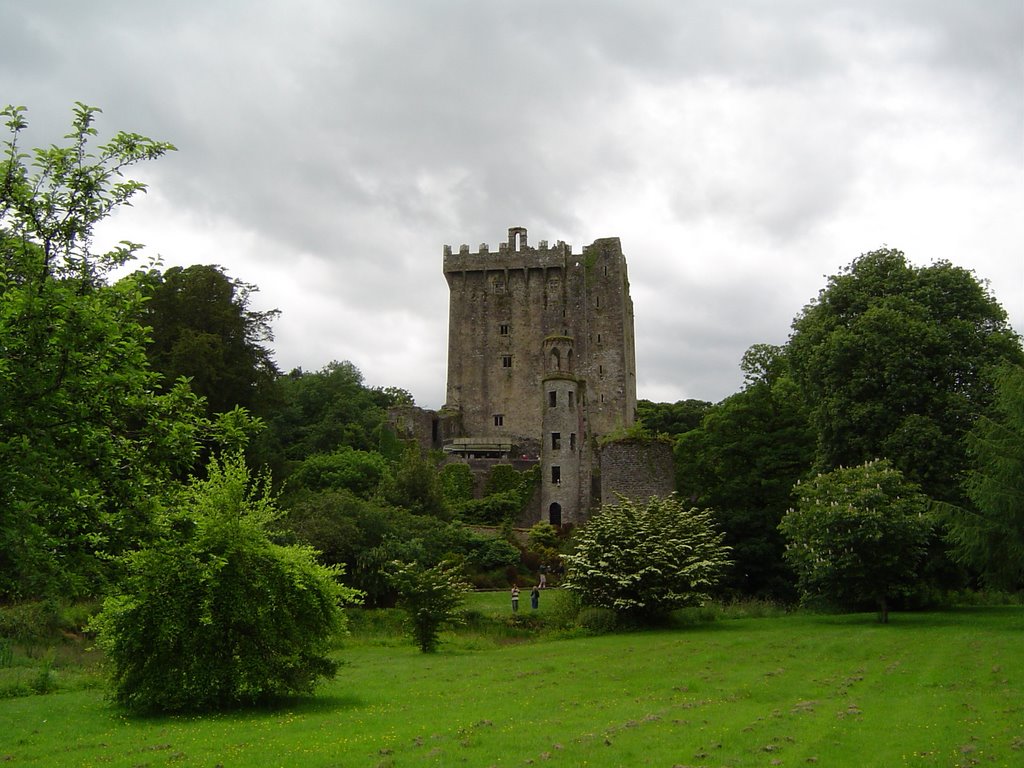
[
  {"left": 139, "top": 264, "right": 280, "bottom": 416},
  {"left": 787, "top": 248, "right": 1023, "bottom": 504},
  {"left": 944, "top": 363, "right": 1024, "bottom": 590},
  {"left": 1, "top": 103, "right": 205, "bottom": 599}
]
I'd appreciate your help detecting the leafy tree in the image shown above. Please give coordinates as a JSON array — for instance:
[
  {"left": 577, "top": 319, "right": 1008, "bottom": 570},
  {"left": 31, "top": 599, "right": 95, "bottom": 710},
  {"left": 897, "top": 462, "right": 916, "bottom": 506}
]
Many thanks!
[
  {"left": 675, "top": 344, "right": 813, "bottom": 601},
  {"left": 254, "top": 361, "right": 399, "bottom": 478},
  {"left": 139, "top": 264, "right": 280, "bottom": 416},
  {"left": 561, "top": 495, "right": 731, "bottom": 620},
  {"left": 387, "top": 559, "right": 468, "bottom": 653},
  {"left": 285, "top": 447, "right": 391, "bottom": 500},
  {"left": 944, "top": 363, "right": 1024, "bottom": 590},
  {"left": 90, "top": 454, "right": 360, "bottom": 712},
  {"left": 383, "top": 445, "right": 448, "bottom": 518},
  {"left": 636, "top": 398, "right": 713, "bottom": 437},
  {"left": 283, "top": 489, "right": 470, "bottom": 606},
  {"left": 787, "top": 248, "right": 1023, "bottom": 504},
  {"left": 1, "top": 103, "right": 205, "bottom": 599},
  {"left": 779, "top": 459, "right": 933, "bottom": 623}
]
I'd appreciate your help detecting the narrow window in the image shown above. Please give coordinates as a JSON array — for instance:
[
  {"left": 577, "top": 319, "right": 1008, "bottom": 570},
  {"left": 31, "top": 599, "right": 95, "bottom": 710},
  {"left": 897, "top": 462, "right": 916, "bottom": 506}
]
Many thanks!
[
  {"left": 569, "top": 433, "right": 576, "bottom": 450},
  {"left": 551, "top": 432, "right": 561, "bottom": 450},
  {"left": 493, "top": 414, "right": 504, "bottom": 427},
  {"left": 502, "top": 355, "right": 512, "bottom": 368},
  {"left": 499, "top": 323, "right": 509, "bottom": 335},
  {"left": 597, "top": 333, "right": 602, "bottom": 344},
  {"left": 599, "top": 364, "right": 603, "bottom": 376},
  {"left": 596, "top": 295, "right": 600, "bottom": 308},
  {"left": 548, "top": 390, "right": 557, "bottom": 408},
  {"left": 551, "top": 466, "right": 561, "bottom": 485},
  {"left": 568, "top": 391, "right": 575, "bottom": 408}
]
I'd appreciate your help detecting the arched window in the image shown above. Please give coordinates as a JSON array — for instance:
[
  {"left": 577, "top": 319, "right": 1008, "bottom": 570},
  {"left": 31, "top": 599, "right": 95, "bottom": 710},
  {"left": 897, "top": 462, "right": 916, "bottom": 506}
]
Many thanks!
[
  {"left": 549, "top": 502, "right": 562, "bottom": 527},
  {"left": 550, "top": 348, "right": 561, "bottom": 371}
]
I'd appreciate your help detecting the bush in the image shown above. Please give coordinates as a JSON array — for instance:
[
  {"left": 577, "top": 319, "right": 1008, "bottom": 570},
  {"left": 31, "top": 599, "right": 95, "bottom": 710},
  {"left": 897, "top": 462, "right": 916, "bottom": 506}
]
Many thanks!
[
  {"left": 562, "top": 495, "right": 731, "bottom": 620},
  {"left": 90, "top": 454, "right": 361, "bottom": 712}
]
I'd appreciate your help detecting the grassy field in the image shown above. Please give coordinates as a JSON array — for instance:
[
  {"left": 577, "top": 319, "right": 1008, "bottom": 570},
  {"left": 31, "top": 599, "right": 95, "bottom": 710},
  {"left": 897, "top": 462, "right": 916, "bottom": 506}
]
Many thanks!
[{"left": 1, "top": 595, "right": 1021, "bottom": 767}]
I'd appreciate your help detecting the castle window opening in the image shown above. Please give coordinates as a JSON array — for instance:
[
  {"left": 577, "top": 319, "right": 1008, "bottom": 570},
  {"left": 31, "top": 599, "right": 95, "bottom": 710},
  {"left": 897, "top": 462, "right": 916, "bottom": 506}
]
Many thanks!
[
  {"left": 549, "top": 503, "right": 562, "bottom": 527},
  {"left": 597, "top": 333, "right": 602, "bottom": 344},
  {"left": 493, "top": 414, "right": 504, "bottom": 427},
  {"left": 502, "top": 355, "right": 512, "bottom": 368},
  {"left": 569, "top": 432, "right": 576, "bottom": 450},
  {"left": 550, "top": 348, "right": 561, "bottom": 371},
  {"left": 551, "top": 466, "right": 561, "bottom": 485},
  {"left": 500, "top": 323, "right": 509, "bottom": 335},
  {"left": 568, "top": 391, "right": 574, "bottom": 408},
  {"left": 551, "top": 432, "right": 561, "bottom": 450},
  {"left": 548, "top": 390, "right": 557, "bottom": 408}
]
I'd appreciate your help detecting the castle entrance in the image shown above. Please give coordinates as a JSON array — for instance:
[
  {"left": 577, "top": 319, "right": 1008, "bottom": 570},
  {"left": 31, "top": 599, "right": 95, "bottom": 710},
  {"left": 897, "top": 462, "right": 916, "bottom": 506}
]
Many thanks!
[{"left": 548, "top": 502, "right": 562, "bottom": 527}]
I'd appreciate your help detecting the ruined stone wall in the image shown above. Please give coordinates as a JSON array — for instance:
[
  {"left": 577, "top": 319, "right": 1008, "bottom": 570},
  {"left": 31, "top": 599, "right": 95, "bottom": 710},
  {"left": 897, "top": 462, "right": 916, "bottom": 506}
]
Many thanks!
[{"left": 598, "top": 439, "right": 676, "bottom": 507}]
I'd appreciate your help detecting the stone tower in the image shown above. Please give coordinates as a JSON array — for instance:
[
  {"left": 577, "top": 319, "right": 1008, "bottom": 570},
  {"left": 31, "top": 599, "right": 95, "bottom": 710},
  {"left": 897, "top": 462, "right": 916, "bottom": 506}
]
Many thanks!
[{"left": 442, "top": 226, "right": 637, "bottom": 525}]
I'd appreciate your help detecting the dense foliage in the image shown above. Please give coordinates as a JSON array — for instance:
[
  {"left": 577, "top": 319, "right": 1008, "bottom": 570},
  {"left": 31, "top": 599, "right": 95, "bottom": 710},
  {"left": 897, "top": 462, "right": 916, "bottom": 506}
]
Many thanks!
[
  {"left": 675, "top": 344, "right": 813, "bottom": 601},
  {"left": 945, "top": 363, "right": 1024, "bottom": 590},
  {"left": 562, "top": 495, "right": 731, "bottom": 619},
  {"left": 0, "top": 104, "right": 205, "bottom": 599},
  {"left": 91, "top": 455, "right": 360, "bottom": 711},
  {"left": 779, "top": 459, "right": 933, "bottom": 622},
  {"left": 788, "top": 248, "right": 1023, "bottom": 504},
  {"left": 139, "top": 264, "right": 280, "bottom": 416}
]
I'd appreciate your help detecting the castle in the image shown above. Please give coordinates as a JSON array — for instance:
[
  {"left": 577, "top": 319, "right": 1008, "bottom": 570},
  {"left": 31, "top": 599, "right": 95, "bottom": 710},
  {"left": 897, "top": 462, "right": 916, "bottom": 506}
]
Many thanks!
[{"left": 392, "top": 226, "right": 673, "bottom": 525}]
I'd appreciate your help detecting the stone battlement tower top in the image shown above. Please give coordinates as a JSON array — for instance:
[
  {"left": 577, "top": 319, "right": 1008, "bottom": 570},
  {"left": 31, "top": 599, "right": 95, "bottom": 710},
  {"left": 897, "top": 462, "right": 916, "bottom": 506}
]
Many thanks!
[{"left": 442, "top": 226, "right": 637, "bottom": 525}]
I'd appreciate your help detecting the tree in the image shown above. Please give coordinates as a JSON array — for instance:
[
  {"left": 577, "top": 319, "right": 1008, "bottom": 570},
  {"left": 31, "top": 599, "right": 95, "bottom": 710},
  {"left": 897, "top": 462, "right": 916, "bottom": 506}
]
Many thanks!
[
  {"left": 779, "top": 459, "right": 933, "bottom": 623},
  {"left": 1, "top": 103, "right": 206, "bottom": 599},
  {"left": 90, "top": 454, "right": 361, "bottom": 712},
  {"left": 787, "top": 248, "right": 1023, "bottom": 505},
  {"left": 636, "top": 398, "right": 713, "bottom": 437},
  {"left": 561, "top": 495, "right": 731, "bottom": 620},
  {"left": 944, "top": 363, "right": 1024, "bottom": 590},
  {"left": 675, "top": 344, "right": 813, "bottom": 601},
  {"left": 140, "top": 264, "right": 280, "bottom": 416},
  {"left": 387, "top": 559, "right": 469, "bottom": 652}
]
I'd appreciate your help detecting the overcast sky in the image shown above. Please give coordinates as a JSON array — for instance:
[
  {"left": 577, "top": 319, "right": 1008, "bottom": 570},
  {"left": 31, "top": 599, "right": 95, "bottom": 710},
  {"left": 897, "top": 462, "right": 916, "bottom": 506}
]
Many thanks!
[{"left": 3, "top": 1, "right": 1021, "bottom": 408}]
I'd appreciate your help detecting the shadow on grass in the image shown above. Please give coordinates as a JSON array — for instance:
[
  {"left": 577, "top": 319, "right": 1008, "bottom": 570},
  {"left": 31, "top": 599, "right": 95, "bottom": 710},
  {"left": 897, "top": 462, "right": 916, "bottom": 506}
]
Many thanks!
[{"left": 111, "top": 691, "right": 366, "bottom": 722}]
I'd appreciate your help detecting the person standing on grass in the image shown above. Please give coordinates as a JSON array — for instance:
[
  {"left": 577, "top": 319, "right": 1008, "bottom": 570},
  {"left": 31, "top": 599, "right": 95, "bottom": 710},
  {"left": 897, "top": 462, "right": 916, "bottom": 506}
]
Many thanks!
[
  {"left": 511, "top": 584, "right": 520, "bottom": 612},
  {"left": 530, "top": 585, "right": 540, "bottom": 610}
]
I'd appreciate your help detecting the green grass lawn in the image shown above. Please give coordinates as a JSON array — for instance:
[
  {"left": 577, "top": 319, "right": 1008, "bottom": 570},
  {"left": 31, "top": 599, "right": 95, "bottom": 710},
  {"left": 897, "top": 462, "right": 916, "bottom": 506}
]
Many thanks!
[{"left": 1, "top": 601, "right": 1021, "bottom": 767}]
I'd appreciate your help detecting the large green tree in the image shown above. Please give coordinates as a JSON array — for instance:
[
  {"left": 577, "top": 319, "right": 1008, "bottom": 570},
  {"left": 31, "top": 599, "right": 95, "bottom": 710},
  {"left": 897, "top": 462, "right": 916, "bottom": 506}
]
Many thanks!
[
  {"left": 1, "top": 104, "right": 205, "bottom": 598},
  {"left": 787, "top": 248, "right": 1023, "bottom": 504},
  {"left": 140, "top": 264, "right": 280, "bottom": 416},
  {"left": 944, "top": 363, "right": 1024, "bottom": 590},
  {"left": 779, "top": 459, "right": 933, "bottom": 623},
  {"left": 675, "top": 344, "right": 814, "bottom": 601}
]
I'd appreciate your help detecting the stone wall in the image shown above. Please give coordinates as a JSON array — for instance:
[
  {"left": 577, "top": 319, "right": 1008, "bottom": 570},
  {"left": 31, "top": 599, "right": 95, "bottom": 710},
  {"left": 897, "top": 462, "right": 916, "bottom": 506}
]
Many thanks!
[{"left": 598, "top": 438, "right": 676, "bottom": 507}]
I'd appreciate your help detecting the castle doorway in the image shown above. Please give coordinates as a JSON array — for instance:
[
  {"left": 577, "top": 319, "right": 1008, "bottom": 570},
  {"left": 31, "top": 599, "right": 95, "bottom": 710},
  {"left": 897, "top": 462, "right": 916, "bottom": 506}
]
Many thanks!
[{"left": 548, "top": 502, "right": 562, "bottom": 527}]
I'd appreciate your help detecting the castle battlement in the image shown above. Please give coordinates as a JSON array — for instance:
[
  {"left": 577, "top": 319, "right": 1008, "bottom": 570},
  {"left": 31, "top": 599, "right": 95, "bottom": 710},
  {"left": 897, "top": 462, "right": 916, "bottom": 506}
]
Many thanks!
[{"left": 443, "top": 227, "right": 574, "bottom": 275}]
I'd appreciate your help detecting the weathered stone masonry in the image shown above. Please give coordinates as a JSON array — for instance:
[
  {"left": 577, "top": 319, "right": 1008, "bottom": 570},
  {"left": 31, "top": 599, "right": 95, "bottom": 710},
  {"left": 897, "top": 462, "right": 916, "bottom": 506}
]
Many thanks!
[{"left": 391, "top": 226, "right": 674, "bottom": 525}]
